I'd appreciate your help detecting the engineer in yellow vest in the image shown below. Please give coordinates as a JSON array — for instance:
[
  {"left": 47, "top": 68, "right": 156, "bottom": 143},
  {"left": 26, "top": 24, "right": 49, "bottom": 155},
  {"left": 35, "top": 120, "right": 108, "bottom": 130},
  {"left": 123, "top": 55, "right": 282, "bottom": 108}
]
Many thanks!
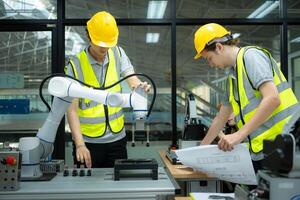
[
  {"left": 193, "top": 23, "right": 298, "bottom": 172},
  {"left": 65, "top": 11, "right": 151, "bottom": 168}
]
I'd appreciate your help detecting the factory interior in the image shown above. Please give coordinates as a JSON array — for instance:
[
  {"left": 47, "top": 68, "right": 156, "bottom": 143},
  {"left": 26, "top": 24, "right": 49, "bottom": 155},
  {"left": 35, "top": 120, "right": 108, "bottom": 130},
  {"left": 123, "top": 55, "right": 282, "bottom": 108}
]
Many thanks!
[{"left": 1, "top": 0, "right": 300, "bottom": 199}]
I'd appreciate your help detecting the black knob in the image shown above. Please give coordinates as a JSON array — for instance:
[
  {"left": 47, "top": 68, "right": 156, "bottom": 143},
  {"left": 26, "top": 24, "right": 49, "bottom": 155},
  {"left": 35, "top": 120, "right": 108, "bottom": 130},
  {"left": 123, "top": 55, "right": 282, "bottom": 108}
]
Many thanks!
[
  {"left": 87, "top": 169, "right": 92, "bottom": 176},
  {"left": 63, "top": 169, "right": 69, "bottom": 177},
  {"left": 79, "top": 169, "right": 85, "bottom": 177},
  {"left": 72, "top": 169, "right": 78, "bottom": 176}
]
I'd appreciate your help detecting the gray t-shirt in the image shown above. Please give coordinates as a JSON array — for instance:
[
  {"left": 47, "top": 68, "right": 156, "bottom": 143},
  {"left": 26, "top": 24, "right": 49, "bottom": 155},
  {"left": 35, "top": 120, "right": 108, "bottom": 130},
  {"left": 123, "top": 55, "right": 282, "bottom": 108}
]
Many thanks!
[
  {"left": 65, "top": 46, "right": 135, "bottom": 143},
  {"left": 223, "top": 48, "right": 274, "bottom": 106}
]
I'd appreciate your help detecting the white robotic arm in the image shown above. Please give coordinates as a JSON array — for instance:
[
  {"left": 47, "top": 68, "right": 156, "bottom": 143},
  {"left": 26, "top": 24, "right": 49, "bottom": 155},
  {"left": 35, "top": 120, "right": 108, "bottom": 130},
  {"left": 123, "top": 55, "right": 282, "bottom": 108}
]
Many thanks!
[
  {"left": 19, "top": 77, "right": 148, "bottom": 178},
  {"left": 48, "top": 77, "right": 148, "bottom": 119}
]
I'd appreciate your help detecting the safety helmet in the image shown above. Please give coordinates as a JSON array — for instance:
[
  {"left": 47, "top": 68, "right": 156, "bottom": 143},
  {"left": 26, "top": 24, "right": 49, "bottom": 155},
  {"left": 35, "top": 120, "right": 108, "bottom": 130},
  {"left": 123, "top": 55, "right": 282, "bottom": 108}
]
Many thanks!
[
  {"left": 194, "top": 23, "right": 231, "bottom": 59},
  {"left": 87, "top": 11, "right": 119, "bottom": 48}
]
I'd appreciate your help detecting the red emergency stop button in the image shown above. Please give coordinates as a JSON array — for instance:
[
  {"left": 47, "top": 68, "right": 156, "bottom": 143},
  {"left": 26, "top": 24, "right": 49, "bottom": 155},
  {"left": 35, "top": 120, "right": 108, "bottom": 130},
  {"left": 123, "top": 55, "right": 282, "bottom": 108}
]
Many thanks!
[{"left": 6, "top": 156, "right": 17, "bottom": 166}]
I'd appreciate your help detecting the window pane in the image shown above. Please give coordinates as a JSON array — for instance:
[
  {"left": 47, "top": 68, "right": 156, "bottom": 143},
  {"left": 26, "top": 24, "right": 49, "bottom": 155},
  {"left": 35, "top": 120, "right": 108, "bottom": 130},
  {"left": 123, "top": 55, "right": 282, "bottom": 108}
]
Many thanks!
[
  {"left": 176, "top": 0, "right": 280, "bottom": 18},
  {"left": 66, "top": 0, "right": 170, "bottom": 19},
  {"left": 289, "top": 26, "right": 300, "bottom": 56},
  {"left": 176, "top": 25, "right": 280, "bottom": 134},
  {"left": 65, "top": 25, "right": 171, "bottom": 142},
  {"left": 0, "top": 31, "right": 52, "bottom": 141},
  {"left": 288, "top": 0, "right": 300, "bottom": 18},
  {"left": 288, "top": 25, "right": 300, "bottom": 100},
  {"left": 294, "top": 80, "right": 300, "bottom": 100},
  {"left": 0, "top": 0, "right": 57, "bottom": 19}
]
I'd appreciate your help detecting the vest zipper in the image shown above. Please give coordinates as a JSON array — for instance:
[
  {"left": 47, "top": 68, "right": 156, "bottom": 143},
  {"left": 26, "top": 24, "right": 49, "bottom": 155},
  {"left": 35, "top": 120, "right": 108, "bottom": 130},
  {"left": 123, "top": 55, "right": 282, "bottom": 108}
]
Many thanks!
[
  {"left": 104, "top": 105, "right": 109, "bottom": 131},
  {"left": 103, "top": 52, "right": 111, "bottom": 132}
]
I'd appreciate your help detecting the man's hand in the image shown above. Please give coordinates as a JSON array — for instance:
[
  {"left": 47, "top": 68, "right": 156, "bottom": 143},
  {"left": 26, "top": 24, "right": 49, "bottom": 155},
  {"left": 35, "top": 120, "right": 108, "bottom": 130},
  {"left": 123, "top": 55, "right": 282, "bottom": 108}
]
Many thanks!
[
  {"left": 139, "top": 81, "right": 151, "bottom": 93},
  {"left": 126, "top": 75, "right": 152, "bottom": 93},
  {"left": 76, "top": 145, "right": 92, "bottom": 168},
  {"left": 217, "top": 132, "right": 244, "bottom": 151}
]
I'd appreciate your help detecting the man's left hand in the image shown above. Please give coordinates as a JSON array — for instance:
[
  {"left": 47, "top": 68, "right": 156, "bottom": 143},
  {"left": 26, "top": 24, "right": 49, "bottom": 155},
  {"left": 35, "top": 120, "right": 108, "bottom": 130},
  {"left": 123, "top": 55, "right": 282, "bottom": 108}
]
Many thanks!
[{"left": 218, "top": 132, "right": 244, "bottom": 151}]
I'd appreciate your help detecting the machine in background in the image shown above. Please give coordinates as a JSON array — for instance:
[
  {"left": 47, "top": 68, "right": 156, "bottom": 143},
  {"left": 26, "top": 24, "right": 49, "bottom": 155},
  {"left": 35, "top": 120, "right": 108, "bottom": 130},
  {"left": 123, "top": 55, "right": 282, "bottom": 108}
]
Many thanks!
[
  {"left": 180, "top": 93, "right": 208, "bottom": 148},
  {"left": 235, "top": 105, "right": 300, "bottom": 200},
  {"left": 166, "top": 93, "right": 207, "bottom": 165}
]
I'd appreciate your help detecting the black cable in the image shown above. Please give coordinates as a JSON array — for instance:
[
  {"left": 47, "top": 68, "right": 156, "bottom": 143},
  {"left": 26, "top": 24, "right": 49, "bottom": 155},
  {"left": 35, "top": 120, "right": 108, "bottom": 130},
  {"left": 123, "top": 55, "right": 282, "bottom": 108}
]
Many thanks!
[
  {"left": 39, "top": 73, "right": 90, "bottom": 111},
  {"left": 39, "top": 73, "right": 156, "bottom": 118}
]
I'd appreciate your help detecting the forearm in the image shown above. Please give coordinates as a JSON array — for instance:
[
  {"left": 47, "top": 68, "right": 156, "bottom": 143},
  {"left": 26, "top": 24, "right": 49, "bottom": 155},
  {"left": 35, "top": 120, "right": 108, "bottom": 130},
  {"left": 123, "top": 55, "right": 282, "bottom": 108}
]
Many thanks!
[
  {"left": 201, "top": 105, "right": 232, "bottom": 145},
  {"left": 201, "top": 116, "right": 227, "bottom": 145},
  {"left": 67, "top": 101, "right": 85, "bottom": 147}
]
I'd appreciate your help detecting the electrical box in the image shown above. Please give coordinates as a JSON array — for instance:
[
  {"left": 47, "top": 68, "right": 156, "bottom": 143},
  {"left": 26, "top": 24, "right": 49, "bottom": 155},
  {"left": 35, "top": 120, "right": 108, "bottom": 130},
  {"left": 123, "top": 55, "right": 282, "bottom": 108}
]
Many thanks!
[{"left": 0, "top": 148, "right": 21, "bottom": 191}]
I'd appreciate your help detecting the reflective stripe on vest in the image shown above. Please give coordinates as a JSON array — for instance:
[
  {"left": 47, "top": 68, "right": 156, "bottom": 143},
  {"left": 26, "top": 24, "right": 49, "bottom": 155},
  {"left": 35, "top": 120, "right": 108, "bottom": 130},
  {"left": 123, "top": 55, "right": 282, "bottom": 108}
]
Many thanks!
[
  {"left": 69, "top": 47, "right": 124, "bottom": 137},
  {"left": 229, "top": 46, "right": 298, "bottom": 154}
]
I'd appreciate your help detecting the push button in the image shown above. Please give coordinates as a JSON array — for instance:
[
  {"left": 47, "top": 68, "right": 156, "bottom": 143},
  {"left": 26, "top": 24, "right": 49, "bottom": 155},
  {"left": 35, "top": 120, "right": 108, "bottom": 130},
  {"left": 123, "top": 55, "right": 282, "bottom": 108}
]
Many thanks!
[{"left": 6, "top": 156, "right": 17, "bottom": 166}]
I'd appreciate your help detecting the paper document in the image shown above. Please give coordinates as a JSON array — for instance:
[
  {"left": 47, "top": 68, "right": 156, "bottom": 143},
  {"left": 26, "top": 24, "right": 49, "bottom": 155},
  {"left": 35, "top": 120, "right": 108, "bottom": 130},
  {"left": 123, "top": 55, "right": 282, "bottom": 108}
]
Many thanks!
[
  {"left": 190, "top": 192, "right": 234, "bottom": 200},
  {"left": 175, "top": 144, "right": 257, "bottom": 185}
]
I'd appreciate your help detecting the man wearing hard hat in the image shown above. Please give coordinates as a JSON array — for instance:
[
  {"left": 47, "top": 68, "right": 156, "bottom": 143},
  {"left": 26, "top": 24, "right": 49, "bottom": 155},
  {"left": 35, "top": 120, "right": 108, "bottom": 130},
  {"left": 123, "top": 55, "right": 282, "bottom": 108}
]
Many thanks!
[
  {"left": 65, "top": 11, "right": 151, "bottom": 168},
  {"left": 194, "top": 23, "right": 298, "bottom": 172}
]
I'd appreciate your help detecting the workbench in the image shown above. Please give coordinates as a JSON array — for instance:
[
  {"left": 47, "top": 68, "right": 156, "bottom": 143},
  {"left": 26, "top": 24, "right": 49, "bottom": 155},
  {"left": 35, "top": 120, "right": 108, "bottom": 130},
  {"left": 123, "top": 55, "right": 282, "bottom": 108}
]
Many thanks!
[
  {"left": 159, "top": 150, "right": 221, "bottom": 195},
  {"left": 0, "top": 167, "right": 176, "bottom": 200}
]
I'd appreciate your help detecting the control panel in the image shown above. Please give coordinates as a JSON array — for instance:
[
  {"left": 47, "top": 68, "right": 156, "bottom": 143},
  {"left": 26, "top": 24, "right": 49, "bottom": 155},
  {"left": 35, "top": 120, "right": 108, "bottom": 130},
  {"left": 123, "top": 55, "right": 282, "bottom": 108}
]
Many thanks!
[{"left": 0, "top": 148, "right": 21, "bottom": 191}]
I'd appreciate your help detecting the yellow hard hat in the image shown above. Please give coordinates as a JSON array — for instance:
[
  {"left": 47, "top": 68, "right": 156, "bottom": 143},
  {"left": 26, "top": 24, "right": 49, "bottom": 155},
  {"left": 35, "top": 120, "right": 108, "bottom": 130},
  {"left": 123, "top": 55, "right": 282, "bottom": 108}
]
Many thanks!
[
  {"left": 87, "top": 11, "right": 119, "bottom": 48},
  {"left": 194, "top": 23, "right": 230, "bottom": 59}
]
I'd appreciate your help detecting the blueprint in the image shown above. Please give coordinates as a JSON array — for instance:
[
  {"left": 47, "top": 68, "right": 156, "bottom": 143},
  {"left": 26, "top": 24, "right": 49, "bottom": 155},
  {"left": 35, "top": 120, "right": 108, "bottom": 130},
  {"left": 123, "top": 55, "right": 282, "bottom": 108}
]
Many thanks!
[
  {"left": 175, "top": 144, "right": 257, "bottom": 185},
  {"left": 190, "top": 192, "right": 234, "bottom": 200}
]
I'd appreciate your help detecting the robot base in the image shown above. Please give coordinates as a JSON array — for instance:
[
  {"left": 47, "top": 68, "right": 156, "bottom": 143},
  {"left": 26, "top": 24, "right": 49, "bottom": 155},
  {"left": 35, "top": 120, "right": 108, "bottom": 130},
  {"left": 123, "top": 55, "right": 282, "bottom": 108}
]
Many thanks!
[{"left": 21, "top": 165, "right": 43, "bottom": 179}]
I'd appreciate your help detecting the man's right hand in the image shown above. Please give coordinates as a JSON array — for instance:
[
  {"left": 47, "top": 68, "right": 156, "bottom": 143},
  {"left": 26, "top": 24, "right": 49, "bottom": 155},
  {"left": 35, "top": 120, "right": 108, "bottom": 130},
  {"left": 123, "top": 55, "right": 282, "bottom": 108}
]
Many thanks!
[{"left": 76, "top": 145, "right": 92, "bottom": 168}]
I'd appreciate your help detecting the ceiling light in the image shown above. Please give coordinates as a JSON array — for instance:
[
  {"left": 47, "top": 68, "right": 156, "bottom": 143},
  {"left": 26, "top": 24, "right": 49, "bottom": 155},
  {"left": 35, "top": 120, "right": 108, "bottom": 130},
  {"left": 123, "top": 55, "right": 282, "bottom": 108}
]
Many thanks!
[
  {"left": 247, "top": 1, "right": 279, "bottom": 18},
  {"left": 147, "top": 1, "right": 168, "bottom": 19},
  {"left": 146, "top": 33, "right": 160, "bottom": 43}
]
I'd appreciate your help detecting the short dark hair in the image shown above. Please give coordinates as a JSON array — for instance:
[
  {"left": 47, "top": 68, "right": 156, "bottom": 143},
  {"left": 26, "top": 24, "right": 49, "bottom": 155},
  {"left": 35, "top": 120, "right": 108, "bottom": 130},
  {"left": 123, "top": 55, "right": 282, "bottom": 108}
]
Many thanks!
[{"left": 85, "top": 28, "right": 91, "bottom": 42}]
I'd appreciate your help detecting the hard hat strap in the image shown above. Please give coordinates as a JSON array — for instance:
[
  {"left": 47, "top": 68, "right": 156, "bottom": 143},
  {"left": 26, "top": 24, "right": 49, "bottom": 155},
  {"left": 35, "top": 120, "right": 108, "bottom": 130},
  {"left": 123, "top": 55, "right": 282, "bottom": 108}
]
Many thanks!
[{"left": 207, "top": 34, "right": 233, "bottom": 46}]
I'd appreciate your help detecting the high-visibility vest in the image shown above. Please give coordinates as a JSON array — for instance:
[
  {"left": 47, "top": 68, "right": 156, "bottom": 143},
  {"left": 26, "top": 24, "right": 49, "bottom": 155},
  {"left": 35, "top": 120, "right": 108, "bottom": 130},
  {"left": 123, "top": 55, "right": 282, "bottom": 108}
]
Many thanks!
[
  {"left": 68, "top": 47, "right": 124, "bottom": 137},
  {"left": 229, "top": 46, "right": 298, "bottom": 154}
]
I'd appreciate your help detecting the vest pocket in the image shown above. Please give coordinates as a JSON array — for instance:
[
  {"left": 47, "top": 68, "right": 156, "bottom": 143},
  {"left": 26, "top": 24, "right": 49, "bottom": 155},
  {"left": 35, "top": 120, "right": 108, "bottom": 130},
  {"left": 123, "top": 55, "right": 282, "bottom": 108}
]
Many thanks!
[{"left": 109, "top": 115, "right": 124, "bottom": 133}]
